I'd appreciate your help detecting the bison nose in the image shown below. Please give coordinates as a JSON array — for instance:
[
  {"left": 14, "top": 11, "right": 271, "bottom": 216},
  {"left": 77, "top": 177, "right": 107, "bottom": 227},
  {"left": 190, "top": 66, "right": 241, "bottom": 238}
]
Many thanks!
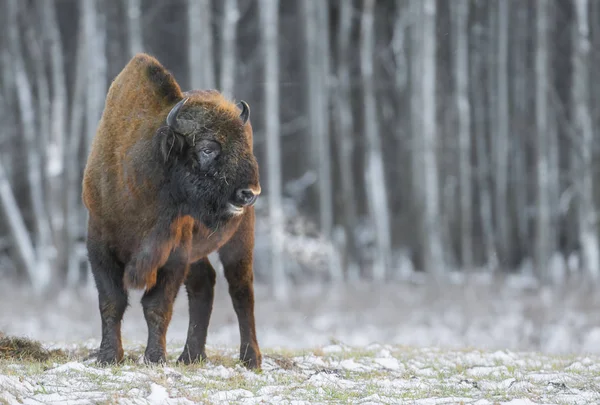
[{"left": 234, "top": 188, "right": 259, "bottom": 207}]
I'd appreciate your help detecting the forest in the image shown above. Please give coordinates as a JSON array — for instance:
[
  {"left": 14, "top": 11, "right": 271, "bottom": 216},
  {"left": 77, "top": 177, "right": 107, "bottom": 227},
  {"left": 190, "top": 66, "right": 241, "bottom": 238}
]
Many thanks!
[{"left": 1, "top": 0, "right": 599, "bottom": 294}]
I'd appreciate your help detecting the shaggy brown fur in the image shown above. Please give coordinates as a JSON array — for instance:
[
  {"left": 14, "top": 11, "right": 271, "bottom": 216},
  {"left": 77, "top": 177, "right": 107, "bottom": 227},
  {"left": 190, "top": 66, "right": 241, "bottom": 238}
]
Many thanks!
[{"left": 82, "top": 53, "right": 262, "bottom": 369}]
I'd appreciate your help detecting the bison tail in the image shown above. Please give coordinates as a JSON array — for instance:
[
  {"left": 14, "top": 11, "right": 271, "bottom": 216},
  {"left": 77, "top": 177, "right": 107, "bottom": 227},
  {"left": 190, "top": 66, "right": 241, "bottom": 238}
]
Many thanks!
[{"left": 123, "top": 255, "right": 158, "bottom": 291}]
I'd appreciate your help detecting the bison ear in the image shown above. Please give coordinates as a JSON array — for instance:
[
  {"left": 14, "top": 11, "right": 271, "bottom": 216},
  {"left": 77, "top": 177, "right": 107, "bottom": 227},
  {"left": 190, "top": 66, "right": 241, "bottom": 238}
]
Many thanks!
[
  {"left": 237, "top": 101, "right": 250, "bottom": 125},
  {"left": 157, "top": 127, "right": 187, "bottom": 164}
]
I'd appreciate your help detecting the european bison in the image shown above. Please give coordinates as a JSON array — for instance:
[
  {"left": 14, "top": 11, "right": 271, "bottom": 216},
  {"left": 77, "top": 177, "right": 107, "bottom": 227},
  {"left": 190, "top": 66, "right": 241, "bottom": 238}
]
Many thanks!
[{"left": 82, "top": 53, "right": 262, "bottom": 369}]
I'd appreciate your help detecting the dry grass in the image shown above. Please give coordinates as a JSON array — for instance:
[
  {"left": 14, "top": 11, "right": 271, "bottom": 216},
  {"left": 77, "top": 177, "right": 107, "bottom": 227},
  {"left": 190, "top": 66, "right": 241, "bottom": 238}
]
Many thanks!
[{"left": 0, "top": 335, "right": 67, "bottom": 362}]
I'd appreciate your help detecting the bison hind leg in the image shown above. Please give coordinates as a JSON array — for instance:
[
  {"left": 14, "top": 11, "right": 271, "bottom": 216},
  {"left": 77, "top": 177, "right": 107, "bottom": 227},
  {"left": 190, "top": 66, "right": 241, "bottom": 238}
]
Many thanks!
[{"left": 87, "top": 233, "right": 128, "bottom": 366}]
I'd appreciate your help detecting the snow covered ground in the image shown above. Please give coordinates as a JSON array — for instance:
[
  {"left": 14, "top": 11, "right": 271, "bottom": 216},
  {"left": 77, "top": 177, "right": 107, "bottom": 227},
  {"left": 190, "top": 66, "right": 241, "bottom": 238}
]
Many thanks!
[
  {"left": 2, "top": 274, "right": 600, "bottom": 403},
  {"left": 1, "top": 343, "right": 600, "bottom": 404}
]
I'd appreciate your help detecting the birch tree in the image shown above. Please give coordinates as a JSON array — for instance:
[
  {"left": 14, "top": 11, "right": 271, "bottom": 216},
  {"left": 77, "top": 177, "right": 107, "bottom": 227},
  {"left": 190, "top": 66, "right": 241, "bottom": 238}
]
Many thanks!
[
  {"left": 188, "top": 0, "right": 216, "bottom": 89},
  {"left": 65, "top": 15, "right": 90, "bottom": 286},
  {"left": 510, "top": 1, "right": 530, "bottom": 259},
  {"left": 495, "top": 0, "right": 510, "bottom": 266},
  {"left": 41, "top": 0, "right": 68, "bottom": 273},
  {"left": 470, "top": 0, "right": 496, "bottom": 269},
  {"left": 334, "top": 0, "right": 360, "bottom": 280},
  {"left": 126, "top": 0, "right": 143, "bottom": 57},
  {"left": 451, "top": 0, "right": 472, "bottom": 271},
  {"left": 572, "top": 0, "right": 599, "bottom": 281},
  {"left": 259, "top": 0, "right": 286, "bottom": 299},
  {"left": 6, "top": 0, "right": 52, "bottom": 290},
  {"left": 302, "top": 0, "right": 333, "bottom": 242},
  {"left": 419, "top": 0, "right": 444, "bottom": 275},
  {"left": 535, "top": 0, "right": 552, "bottom": 283},
  {"left": 220, "top": 0, "right": 239, "bottom": 98},
  {"left": 82, "top": 0, "right": 107, "bottom": 152},
  {"left": 361, "top": 0, "right": 392, "bottom": 280}
]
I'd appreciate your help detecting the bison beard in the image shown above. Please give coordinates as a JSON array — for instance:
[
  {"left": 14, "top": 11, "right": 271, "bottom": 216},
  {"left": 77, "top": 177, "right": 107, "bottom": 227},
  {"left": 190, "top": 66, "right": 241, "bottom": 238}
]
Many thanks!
[{"left": 82, "top": 53, "right": 262, "bottom": 369}]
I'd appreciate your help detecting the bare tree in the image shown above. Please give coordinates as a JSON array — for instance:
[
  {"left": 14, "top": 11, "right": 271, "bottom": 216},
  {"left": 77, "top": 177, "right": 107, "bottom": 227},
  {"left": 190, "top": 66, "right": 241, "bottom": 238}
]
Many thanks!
[
  {"left": 65, "top": 15, "right": 90, "bottom": 286},
  {"left": 418, "top": 0, "right": 444, "bottom": 275},
  {"left": 220, "top": 0, "right": 239, "bottom": 98},
  {"left": 361, "top": 0, "right": 392, "bottom": 280},
  {"left": 6, "top": 0, "right": 52, "bottom": 290},
  {"left": 510, "top": 0, "right": 530, "bottom": 258},
  {"left": 495, "top": 0, "right": 510, "bottom": 266},
  {"left": 126, "top": 0, "right": 143, "bottom": 57},
  {"left": 301, "top": 1, "right": 332, "bottom": 231},
  {"left": 82, "top": 0, "right": 107, "bottom": 151},
  {"left": 188, "top": 0, "right": 216, "bottom": 89},
  {"left": 41, "top": 0, "right": 69, "bottom": 273},
  {"left": 334, "top": 0, "right": 360, "bottom": 280},
  {"left": 302, "top": 0, "right": 336, "bottom": 278},
  {"left": 470, "top": 0, "right": 496, "bottom": 270},
  {"left": 0, "top": 162, "right": 40, "bottom": 291},
  {"left": 260, "top": 0, "right": 286, "bottom": 299},
  {"left": 451, "top": 0, "right": 472, "bottom": 271},
  {"left": 535, "top": 0, "right": 552, "bottom": 283},
  {"left": 572, "top": 0, "right": 599, "bottom": 281}
]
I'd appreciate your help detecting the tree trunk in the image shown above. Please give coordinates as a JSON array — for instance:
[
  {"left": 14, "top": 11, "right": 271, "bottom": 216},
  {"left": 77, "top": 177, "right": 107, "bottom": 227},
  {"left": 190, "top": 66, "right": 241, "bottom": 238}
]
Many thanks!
[
  {"left": 188, "top": 0, "right": 216, "bottom": 89},
  {"left": 334, "top": 0, "right": 360, "bottom": 280},
  {"left": 302, "top": 0, "right": 336, "bottom": 279},
  {"left": 510, "top": 0, "right": 530, "bottom": 262},
  {"left": 495, "top": 0, "right": 510, "bottom": 267},
  {"left": 361, "top": 0, "right": 392, "bottom": 280},
  {"left": 0, "top": 162, "right": 41, "bottom": 291},
  {"left": 6, "top": 0, "right": 52, "bottom": 290},
  {"left": 65, "top": 14, "right": 89, "bottom": 286},
  {"left": 572, "top": 0, "right": 599, "bottom": 282},
  {"left": 82, "top": 0, "right": 107, "bottom": 152},
  {"left": 42, "top": 0, "right": 69, "bottom": 277},
  {"left": 419, "top": 0, "right": 444, "bottom": 275},
  {"left": 259, "top": 0, "right": 286, "bottom": 299},
  {"left": 535, "top": 0, "right": 552, "bottom": 283},
  {"left": 126, "top": 0, "right": 143, "bottom": 57},
  {"left": 451, "top": 0, "right": 472, "bottom": 271},
  {"left": 470, "top": 0, "right": 496, "bottom": 270},
  {"left": 220, "top": 0, "right": 239, "bottom": 97},
  {"left": 410, "top": 0, "right": 424, "bottom": 269}
]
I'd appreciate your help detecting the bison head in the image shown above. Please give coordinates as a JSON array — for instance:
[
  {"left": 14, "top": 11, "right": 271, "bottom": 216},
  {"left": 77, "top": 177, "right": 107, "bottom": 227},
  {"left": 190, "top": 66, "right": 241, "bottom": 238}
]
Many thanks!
[{"left": 156, "top": 92, "right": 260, "bottom": 226}]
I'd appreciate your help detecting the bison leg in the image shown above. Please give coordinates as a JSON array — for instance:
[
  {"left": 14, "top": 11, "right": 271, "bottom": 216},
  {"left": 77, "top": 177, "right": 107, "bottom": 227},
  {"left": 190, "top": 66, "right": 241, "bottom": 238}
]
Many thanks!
[
  {"left": 177, "top": 258, "right": 217, "bottom": 364},
  {"left": 87, "top": 234, "right": 128, "bottom": 365},
  {"left": 219, "top": 211, "right": 261, "bottom": 369},
  {"left": 140, "top": 249, "right": 188, "bottom": 364}
]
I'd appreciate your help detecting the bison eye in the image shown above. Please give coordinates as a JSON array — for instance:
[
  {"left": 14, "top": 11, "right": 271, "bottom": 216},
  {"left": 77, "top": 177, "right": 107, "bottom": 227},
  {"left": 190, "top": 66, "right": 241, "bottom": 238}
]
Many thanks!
[{"left": 201, "top": 148, "right": 214, "bottom": 156}]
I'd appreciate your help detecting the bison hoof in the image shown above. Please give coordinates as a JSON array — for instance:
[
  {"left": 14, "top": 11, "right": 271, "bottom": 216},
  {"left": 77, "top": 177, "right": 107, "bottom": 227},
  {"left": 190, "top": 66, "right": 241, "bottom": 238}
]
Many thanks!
[
  {"left": 143, "top": 349, "right": 166, "bottom": 365},
  {"left": 176, "top": 350, "right": 207, "bottom": 365},
  {"left": 240, "top": 346, "right": 261, "bottom": 370},
  {"left": 96, "top": 347, "right": 124, "bottom": 366}
]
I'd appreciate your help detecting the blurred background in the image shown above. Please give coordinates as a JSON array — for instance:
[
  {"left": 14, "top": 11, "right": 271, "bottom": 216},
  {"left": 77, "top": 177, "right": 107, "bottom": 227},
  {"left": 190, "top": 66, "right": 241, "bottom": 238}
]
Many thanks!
[{"left": 2, "top": 0, "right": 600, "bottom": 354}]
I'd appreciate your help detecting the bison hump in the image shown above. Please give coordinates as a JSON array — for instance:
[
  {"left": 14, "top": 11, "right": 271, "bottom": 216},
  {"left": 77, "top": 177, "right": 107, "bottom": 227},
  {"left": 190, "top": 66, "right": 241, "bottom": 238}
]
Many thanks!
[{"left": 104, "top": 53, "right": 183, "bottom": 126}]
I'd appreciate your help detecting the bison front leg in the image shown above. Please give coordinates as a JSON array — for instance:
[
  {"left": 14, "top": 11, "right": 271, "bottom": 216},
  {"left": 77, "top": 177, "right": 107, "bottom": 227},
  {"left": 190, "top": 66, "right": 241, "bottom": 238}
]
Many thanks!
[
  {"left": 219, "top": 211, "right": 261, "bottom": 369},
  {"left": 87, "top": 229, "right": 128, "bottom": 365},
  {"left": 177, "top": 258, "right": 217, "bottom": 364},
  {"left": 140, "top": 249, "right": 189, "bottom": 364}
]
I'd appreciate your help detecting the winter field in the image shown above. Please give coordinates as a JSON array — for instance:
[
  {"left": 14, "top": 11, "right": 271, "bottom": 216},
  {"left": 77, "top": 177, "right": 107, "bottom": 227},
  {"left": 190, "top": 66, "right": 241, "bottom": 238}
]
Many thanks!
[{"left": 2, "top": 274, "right": 600, "bottom": 404}]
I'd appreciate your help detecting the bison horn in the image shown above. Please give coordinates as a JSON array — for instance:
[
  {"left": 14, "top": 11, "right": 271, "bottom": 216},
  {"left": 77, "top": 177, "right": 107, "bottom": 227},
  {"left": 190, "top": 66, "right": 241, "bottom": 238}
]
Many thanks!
[
  {"left": 166, "top": 97, "right": 194, "bottom": 134},
  {"left": 238, "top": 101, "right": 250, "bottom": 125}
]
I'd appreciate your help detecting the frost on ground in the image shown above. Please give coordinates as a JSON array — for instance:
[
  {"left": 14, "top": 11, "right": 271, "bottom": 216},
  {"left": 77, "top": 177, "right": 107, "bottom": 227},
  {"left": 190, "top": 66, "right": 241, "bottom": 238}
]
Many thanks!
[
  {"left": 1, "top": 343, "right": 600, "bottom": 404},
  {"left": 2, "top": 277, "right": 600, "bottom": 403}
]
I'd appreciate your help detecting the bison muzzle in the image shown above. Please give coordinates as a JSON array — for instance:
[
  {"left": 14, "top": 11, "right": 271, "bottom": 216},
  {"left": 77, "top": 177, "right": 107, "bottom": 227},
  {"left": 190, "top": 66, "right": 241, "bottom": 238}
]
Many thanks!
[{"left": 82, "top": 53, "right": 262, "bottom": 368}]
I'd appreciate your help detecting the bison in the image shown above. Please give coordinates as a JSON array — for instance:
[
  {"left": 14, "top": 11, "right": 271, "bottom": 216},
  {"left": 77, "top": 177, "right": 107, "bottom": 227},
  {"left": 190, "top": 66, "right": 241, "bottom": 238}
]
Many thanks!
[{"left": 82, "top": 53, "right": 262, "bottom": 369}]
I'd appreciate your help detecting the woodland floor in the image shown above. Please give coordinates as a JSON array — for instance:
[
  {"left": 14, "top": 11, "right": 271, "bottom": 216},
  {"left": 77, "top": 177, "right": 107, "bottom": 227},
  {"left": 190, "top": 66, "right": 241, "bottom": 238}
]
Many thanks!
[{"left": 1, "top": 274, "right": 600, "bottom": 403}]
